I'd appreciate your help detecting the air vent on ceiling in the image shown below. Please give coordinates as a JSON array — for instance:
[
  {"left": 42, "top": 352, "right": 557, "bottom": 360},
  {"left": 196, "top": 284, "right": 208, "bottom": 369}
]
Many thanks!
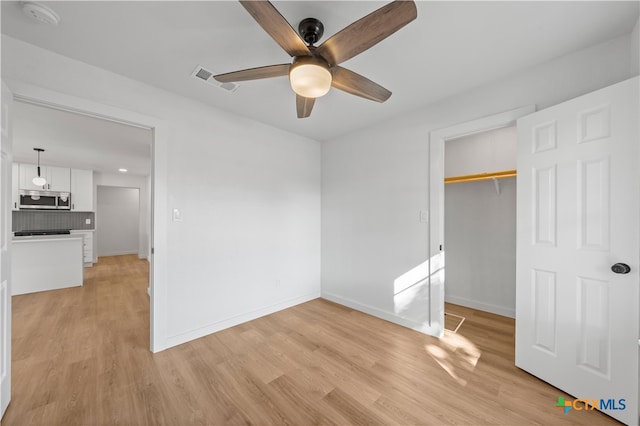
[
  {"left": 191, "top": 65, "right": 239, "bottom": 93},
  {"left": 195, "top": 68, "right": 212, "bottom": 81}
]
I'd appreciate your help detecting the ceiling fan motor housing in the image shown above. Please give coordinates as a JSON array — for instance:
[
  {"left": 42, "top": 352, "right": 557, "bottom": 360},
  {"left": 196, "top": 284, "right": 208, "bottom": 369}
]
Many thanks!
[{"left": 298, "top": 18, "right": 324, "bottom": 45}]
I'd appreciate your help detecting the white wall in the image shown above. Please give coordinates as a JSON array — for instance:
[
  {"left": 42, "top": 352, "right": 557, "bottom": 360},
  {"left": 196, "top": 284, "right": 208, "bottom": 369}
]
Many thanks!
[
  {"left": 322, "top": 34, "right": 635, "bottom": 330},
  {"left": 445, "top": 126, "right": 516, "bottom": 177},
  {"left": 445, "top": 179, "right": 517, "bottom": 317},
  {"left": 94, "top": 172, "right": 150, "bottom": 260},
  {"left": 97, "top": 186, "right": 140, "bottom": 256},
  {"left": 2, "top": 36, "right": 321, "bottom": 351}
]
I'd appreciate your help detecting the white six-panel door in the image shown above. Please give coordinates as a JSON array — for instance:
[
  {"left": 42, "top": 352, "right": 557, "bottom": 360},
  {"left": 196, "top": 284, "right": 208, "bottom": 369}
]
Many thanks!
[
  {"left": 516, "top": 77, "right": 639, "bottom": 425},
  {"left": 1, "top": 81, "right": 13, "bottom": 418}
]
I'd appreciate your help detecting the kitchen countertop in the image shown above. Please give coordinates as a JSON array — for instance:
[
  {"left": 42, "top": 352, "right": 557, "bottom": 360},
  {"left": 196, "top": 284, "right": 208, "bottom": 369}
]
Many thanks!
[{"left": 12, "top": 234, "right": 83, "bottom": 242}]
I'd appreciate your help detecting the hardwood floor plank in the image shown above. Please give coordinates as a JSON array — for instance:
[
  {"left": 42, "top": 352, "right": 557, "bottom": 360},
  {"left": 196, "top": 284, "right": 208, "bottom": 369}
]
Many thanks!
[
  {"left": 267, "top": 374, "right": 343, "bottom": 425},
  {"left": 3, "top": 255, "right": 620, "bottom": 425},
  {"left": 214, "top": 357, "right": 293, "bottom": 425},
  {"left": 322, "top": 388, "right": 390, "bottom": 426},
  {"left": 375, "top": 393, "right": 454, "bottom": 425}
]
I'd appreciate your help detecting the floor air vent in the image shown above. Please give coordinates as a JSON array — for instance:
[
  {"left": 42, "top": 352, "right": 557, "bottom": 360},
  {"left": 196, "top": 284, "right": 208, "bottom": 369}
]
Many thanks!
[{"left": 191, "top": 65, "right": 239, "bottom": 93}]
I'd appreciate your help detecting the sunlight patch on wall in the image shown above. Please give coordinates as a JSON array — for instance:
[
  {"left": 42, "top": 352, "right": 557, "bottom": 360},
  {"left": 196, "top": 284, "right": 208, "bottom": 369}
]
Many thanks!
[{"left": 393, "top": 252, "right": 445, "bottom": 329}]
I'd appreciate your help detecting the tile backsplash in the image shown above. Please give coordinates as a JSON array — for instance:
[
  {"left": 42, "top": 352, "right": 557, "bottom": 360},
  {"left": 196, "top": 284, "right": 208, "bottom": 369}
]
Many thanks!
[{"left": 13, "top": 211, "right": 95, "bottom": 232}]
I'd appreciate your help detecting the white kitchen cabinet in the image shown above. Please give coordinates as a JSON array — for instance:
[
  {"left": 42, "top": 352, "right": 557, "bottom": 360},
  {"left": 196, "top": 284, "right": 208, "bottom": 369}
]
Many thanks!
[
  {"left": 47, "top": 166, "right": 71, "bottom": 192},
  {"left": 18, "top": 163, "right": 43, "bottom": 190},
  {"left": 70, "top": 168, "right": 94, "bottom": 211},
  {"left": 11, "top": 163, "right": 19, "bottom": 210},
  {"left": 71, "top": 230, "right": 94, "bottom": 266},
  {"left": 18, "top": 163, "right": 70, "bottom": 192}
]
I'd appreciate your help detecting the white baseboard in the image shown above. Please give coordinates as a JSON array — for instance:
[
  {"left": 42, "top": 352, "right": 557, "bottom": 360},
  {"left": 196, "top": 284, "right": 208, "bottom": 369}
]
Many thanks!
[
  {"left": 445, "top": 294, "right": 515, "bottom": 318},
  {"left": 161, "top": 291, "right": 321, "bottom": 351},
  {"left": 321, "top": 291, "right": 443, "bottom": 337}
]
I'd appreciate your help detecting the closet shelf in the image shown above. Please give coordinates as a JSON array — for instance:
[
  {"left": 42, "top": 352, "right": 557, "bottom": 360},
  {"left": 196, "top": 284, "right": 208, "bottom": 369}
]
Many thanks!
[{"left": 444, "top": 169, "right": 517, "bottom": 184}]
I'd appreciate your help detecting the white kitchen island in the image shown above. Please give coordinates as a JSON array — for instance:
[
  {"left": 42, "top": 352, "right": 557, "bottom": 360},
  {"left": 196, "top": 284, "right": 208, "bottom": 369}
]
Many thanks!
[{"left": 12, "top": 235, "right": 84, "bottom": 295}]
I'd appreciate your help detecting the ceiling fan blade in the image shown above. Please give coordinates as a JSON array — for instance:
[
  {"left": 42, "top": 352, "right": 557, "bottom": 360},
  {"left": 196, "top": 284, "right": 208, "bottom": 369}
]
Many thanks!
[
  {"left": 214, "top": 64, "right": 290, "bottom": 83},
  {"left": 316, "top": 0, "right": 417, "bottom": 66},
  {"left": 239, "top": 0, "right": 310, "bottom": 57},
  {"left": 331, "top": 66, "right": 391, "bottom": 103},
  {"left": 296, "top": 95, "right": 315, "bottom": 118}
]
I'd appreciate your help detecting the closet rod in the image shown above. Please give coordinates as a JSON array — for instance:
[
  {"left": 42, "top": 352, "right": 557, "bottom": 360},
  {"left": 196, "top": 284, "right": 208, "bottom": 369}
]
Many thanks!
[{"left": 445, "top": 169, "right": 517, "bottom": 184}]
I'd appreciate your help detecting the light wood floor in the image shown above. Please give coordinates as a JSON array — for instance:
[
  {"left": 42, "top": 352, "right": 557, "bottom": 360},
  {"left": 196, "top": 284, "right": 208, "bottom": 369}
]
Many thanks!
[{"left": 4, "top": 255, "right": 618, "bottom": 425}]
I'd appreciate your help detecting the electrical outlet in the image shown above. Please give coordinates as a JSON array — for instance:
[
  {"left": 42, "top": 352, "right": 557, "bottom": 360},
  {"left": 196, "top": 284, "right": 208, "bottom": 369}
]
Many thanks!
[
  {"left": 85, "top": 218, "right": 91, "bottom": 225},
  {"left": 420, "top": 210, "right": 429, "bottom": 223}
]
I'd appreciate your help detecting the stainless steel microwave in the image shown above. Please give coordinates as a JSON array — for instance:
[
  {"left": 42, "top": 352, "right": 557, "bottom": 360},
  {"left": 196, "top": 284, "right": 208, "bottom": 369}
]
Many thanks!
[{"left": 19, "top": 190, "right": 71, "bottom": 210}]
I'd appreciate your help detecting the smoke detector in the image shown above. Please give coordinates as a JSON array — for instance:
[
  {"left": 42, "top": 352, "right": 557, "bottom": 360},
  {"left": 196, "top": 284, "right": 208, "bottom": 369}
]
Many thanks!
[
  {"left": 191, "top": 65, "right": 239, "bottom": 93},
  {"left": 22, "top": 2, "right": 60, "bottom": 26}
]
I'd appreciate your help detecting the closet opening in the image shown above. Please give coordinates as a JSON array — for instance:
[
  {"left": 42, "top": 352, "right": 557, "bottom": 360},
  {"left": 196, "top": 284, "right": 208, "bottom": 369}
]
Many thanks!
[{"left": 443, "top": 125, "right": 517, "bottom": 319}]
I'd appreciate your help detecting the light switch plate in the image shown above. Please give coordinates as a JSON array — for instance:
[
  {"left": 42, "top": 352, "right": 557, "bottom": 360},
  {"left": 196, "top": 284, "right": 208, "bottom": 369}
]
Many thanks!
[
  {"left": 172, "top": 208, "right": 183, "bottom": 222},
  {"left": 85, "top": 218, "right": 91, "bottom": 225},
  {"left": 419, "top": 210, "right": 429, "bottom": 223}
]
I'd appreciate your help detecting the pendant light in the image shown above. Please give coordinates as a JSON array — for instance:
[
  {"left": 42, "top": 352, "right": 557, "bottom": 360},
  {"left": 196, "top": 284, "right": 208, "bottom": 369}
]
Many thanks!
[{"left": 32, "top": 148, "right": 47, "bottom": 187}]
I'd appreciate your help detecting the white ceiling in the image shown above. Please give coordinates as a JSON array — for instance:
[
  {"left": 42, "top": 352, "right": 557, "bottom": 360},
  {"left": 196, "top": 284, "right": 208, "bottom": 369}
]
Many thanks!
[
  {"left": 1, "top": 1, "right": 638, "bottom": 171},
  {"left": 12, "top": 101, "right": 152, "bottom": 176}
]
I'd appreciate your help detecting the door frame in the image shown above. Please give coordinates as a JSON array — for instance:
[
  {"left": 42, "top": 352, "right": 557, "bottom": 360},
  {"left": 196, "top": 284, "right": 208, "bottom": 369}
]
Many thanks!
[
  {"left": 1, "top": 80, "right": 14, "bottom": 418},
  {"left": 428, "top": 105, "right": 535, "bottom": 317},
  {"left": 3, "top": 79, "right": 169, "bottom": 353}
]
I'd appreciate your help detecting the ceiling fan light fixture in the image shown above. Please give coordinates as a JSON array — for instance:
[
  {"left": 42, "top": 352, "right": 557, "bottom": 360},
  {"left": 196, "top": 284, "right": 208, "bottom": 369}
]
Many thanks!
[{"left": 289, "top": 57, "right": 332, "bottom": 98}]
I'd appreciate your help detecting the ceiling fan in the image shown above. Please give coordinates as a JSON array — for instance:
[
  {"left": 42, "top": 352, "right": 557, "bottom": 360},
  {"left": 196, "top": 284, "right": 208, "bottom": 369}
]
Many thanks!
[{"left": 214, "top": 0, "right": 417, "bottom": 119}]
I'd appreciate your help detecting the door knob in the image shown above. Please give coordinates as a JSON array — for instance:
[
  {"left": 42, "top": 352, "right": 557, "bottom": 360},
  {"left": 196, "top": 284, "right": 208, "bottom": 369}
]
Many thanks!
[{"left": 611, "top": 263, "right": 631, "bottom": 274}]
